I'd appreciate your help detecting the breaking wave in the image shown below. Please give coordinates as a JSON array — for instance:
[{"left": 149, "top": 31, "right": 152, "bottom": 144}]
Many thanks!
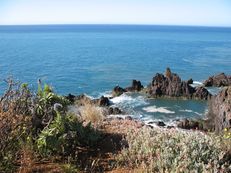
[{"left": 143, "top": 106, "right": 175, "bottom": 114}]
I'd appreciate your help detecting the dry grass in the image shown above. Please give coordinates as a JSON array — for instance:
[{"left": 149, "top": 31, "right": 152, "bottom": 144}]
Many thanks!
[
  {"left": 79, "top": 104, "right": 104, "bottom": 124},
  {"left": 0, "top": 105, "right": 32, "bottom": 172},
  {"left": 18, "top": 145, "right": 36, "bottom": 173}
]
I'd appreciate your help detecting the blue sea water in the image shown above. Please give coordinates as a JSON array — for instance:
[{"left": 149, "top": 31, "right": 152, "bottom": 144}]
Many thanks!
[{"left": 0, "top": 25, "right": 231, "bottom": 123}]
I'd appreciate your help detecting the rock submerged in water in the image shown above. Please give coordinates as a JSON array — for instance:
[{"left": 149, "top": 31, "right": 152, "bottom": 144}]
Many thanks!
[
  {"left": 207, "top": 86, "right": 231, "bottom": 133},
  {"left": 204, "top": 73, "right": 231, "bottom": 87},
  {"left": 147, "top": 68, "right": 211, "bottom": 100},
  {"left": 112, "top": 80, "right": 143, "bottom": 97},
  {"left": 112, "top": 86, "right": 126, "bottom": 97},
  {"left": 125, "top": 80, "right": 144, "bottom": 92},
  {"left": 187, "top": 78, "right": 193, "bottom": 85}
]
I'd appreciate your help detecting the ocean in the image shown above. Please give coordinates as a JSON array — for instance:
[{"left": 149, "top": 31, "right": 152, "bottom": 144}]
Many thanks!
[{"left": 0, "top": 25, "right": 231, "bottom": 123}]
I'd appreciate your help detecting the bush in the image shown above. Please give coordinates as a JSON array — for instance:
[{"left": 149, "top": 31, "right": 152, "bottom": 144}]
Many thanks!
[
  {"left": 36, "top": 112, "right": 101, "bottom": 157},
  {"left": 0, "top": 106, "right": 32, "bottom": 172},
  {"left": 0, "top": 78, "right": 33, "bottom": 115},
  {"left": 117, "top": 127, "right": 231, "bottom": 173},
  {"left": 35, "top": 83, "right": 70, "bottom": 128}
]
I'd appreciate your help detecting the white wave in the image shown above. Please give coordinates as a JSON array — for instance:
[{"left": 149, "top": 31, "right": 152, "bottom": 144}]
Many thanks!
[
  {"left": 182, "top": 58, "right": 193, "bottom": 63},
  {"left": 84, "top": 94, "right": 95, "bottom": 99},
  {"left": 190, "top": 81, "right": 203, "bottom": 88},
  {"left": 110, "top": 94, "right": 134, "bottom": 104},
  {"left": 180, "top": 109, "right": 203, "bottom": 116},
  {"left": 194, "top": 112, "right": 203, "bottom": 116},
  {"left": 193, "top": 81, "right": 203, "bottom": 85},
  {"left": 107, "top": 114, "right": 133, "bottom": 119},
  {"left": 180, "top": 109, "right": 194, "bottom": 113},
  {"left": 110, "top": 94, "right": 148, "bottom": 107},
  {"left": 98, "top": 90, "right": 113, "bottom": 98},
  {"left": 143, "top": 106, "right": 175, "bottom": 114},
  {"left": 207, "top": 87, "right": 222, "bottom": 95}
]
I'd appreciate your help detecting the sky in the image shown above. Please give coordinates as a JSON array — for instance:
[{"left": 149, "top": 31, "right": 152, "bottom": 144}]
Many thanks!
[{"left": 0, "top": 0, "right": 231, "bottom": 26}]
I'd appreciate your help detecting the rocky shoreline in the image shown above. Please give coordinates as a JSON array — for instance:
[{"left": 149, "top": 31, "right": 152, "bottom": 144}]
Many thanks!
[
  {"left": 1, "top": 68, "right": 230, "bottom": 173},
  {"left": 65, "top": 68, "right": 231, "bottom": 133}
]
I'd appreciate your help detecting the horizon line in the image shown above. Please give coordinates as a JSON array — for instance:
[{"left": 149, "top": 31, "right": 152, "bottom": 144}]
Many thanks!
[{"left": 0, "top": 23, "right": 231, "bottom": 28}]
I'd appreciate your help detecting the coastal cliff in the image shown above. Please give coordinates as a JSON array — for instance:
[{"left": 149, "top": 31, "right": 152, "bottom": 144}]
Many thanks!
[{"left": 208, "top": 86, "right": 231, "bottom": 133}]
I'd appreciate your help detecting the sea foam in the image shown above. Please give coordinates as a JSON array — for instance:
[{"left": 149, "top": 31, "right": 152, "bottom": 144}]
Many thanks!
[
  {"left": 143, "top": 106, "right": 175, "bottom": 114},
  {"left": 110, "top": 93, "right": 148, "bottom": 107}
]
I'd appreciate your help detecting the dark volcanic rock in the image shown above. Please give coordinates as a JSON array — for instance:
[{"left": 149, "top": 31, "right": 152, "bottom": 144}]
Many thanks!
[
  {"left": 75, "top": 94, "right": 110, "bottom": 107},
  {"left": 193, "top": 86, "right": 212, "bottom": 100},
  {"left": 75, "top": 94, "right": 92, "bottom": 105},
  {"left": 112, "top": 86, "right": 126, "bottom": 97},
  {"left": 147, "top": 68, "right": 210, "bottom": 100},
  {"left": 125, "top": 116, "right": 133, "bottom": 120},
  {"left": 156, "top": 121, "right": 166, "bottom": 127},
  {"left": 65, "top": 93, "right": 76, "bottom": 103},
  {"left": 187, "top": 78, "right": 193, "bottom": 85},
  {"left": 108, "top": 107, "right": 123, "bottom": 115},
  {"left": 112, "top": 80, "right": 143, "bottom": 97},
  {"left": 207, "top": 87, "right": 231, "bottom": 133},
  {"left": 96, "top": 96, "right": 110, "bottom": 106},
  {"left": 177, "top": 119, "right": 204, "bottom": 130},
  {"left": 204, "top": 73, "right": 231, "bottom": 87},
  {"left": 125, "top": 80, "right": 144, "bottom": 92}
]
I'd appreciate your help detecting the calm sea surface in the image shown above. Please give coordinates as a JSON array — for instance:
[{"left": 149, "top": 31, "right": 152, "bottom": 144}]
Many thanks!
[{"left": 0, "top": 25, "right": 231, "bottom": 123}]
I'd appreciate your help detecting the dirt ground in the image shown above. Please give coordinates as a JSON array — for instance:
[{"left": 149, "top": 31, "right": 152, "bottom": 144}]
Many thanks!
[{"left": 17, "top": 118, "right": 145, "bottom": 173}]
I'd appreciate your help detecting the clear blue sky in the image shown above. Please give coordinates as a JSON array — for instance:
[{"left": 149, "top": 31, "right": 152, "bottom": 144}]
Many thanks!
[{"left": 0, "top": 0, "right": 231, "bottom": 26}]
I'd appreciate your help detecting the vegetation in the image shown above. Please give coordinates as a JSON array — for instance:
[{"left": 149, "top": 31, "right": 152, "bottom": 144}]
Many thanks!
[
  {"left": 79, "top": 103, "right": 104, "bottom": 124},
  {"left": 0, "top": 78, "right": 230, "bottom": 172},
  {"left": 36, "top": 112, "right": 100, "bottom": 157},
  {"left": 0, "top": 79, "right": 102, "bottom": 172},
  {"left": 117, "top": 127, "right": 231, "bottom": 173}
]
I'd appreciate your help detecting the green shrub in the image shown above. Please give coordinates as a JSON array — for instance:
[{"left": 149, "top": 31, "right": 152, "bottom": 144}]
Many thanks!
[
  {"left": 36, "top": 83, "right": 70, "bottom": 118},
  {"left": 36, "top": 112, "right": 101, "bottom": 157},
  {"left": 117, "top": 127, "right": 231, "bottom": 173}
]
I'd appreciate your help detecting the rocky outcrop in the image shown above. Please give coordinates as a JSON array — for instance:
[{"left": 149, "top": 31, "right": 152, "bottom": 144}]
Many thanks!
[
  {"left": 207, "top": 87, "right": 231, "bottom": 133},
  {"left": 187, "top": 78, "right": 193, "bottom": 85},
  {"left": 204, "top": 73, "right": 231, "bottom": 87},
  {"left": 112, "top": 80, "right": 143, "bottom": 97},
  {"left": 125, "top": 80, "right": 143, "bottom": 92},
  {"left": 112, "top": 86, "right": 126, "bottom": 97},
  {"left": 147, "top": 68, "right": 211, "bottom": 100},
  {"left": 94, "top": 96, "right": 110, "bottom": 106},
  {"left": 177, "top": 119, "right": 204, "bottom": 130},
  {"left": 108, "top": 107, "right": 123, "bottom": 115},
  {"left": 193, "top": 87, "right": 211, "bottom": 100},
  {"left": 65, "top": 93, "right": 76, "bottom": 103},
  {"left": 68, "top": 94, "right": 110, "bottom": 107}
]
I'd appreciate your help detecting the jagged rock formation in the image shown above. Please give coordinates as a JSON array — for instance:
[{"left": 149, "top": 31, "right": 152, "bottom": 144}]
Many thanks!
[
  {"left": 66, "top": 94, "right": 110, "bottom": 107},
  {"left": 207, "top": 87, "right": 231, "bottom": 133},
  {"left": 204, "top": 73, "right": 231, "bottom": 87},
  {"left": 125, "top": 80, "right": 143, "bottom": 92},
  {"left": 147, "top": 68, "right": 211, "bottom": 100},
  {"left": 112, "top": 80, "right": 143, "bottom": 97},
  {"left": 112, "top": 86, "right": 126, "bottom": 97}
]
